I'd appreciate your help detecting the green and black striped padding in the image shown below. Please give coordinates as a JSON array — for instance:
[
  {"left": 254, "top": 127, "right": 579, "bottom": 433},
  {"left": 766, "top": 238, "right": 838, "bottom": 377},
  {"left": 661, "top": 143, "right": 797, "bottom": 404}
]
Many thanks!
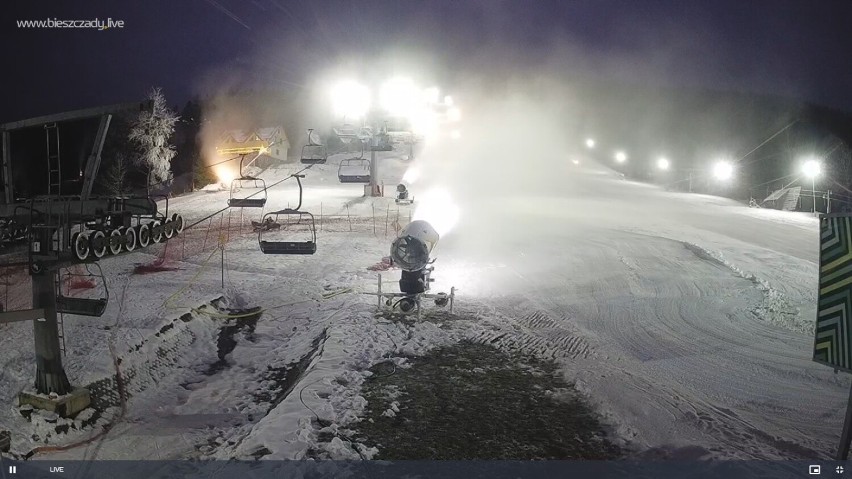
[{"left": 815, "top": 215, "right": 852, "bottom": 371}]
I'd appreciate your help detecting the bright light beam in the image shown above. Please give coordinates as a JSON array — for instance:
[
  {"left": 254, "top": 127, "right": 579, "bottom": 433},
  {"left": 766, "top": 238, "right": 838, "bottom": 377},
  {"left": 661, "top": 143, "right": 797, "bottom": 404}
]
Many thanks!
[
  {"left": 424, "top": 87, "right": 440, "bottom": 104},
  {"left": 657, "top": 157, "right": 670, "bottom": 170},
  {"left": 331, "top": 80, "right": 370, "bottom": 119},
  {"left": 380, "top": 77, "right": 419, "bottom": 117},
  {"left": 713, "top": 160, "right": 734, "bottom": 181},
  {"left": 802, "top": 158, "right": 822, "bottom": 178}
]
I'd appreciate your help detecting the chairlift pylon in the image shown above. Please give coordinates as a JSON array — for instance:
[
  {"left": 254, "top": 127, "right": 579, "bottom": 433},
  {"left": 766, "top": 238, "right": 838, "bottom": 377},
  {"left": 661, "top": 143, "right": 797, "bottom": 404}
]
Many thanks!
[
  {"left": 258, "top": 174, "right": 317, "bottom": 255},
  {"left": 228, "top": 154, "right": 268, "bottom": 208},
  {"left": 300, "top": 128, "right": 328, "bottom": 164}
]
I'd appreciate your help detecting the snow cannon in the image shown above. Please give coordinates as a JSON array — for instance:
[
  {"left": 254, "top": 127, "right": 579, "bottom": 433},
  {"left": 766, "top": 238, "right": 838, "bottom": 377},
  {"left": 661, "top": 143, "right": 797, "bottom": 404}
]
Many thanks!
[
  {"left": 391, "top": 220, "right": 438, "bottom": 273},
  {"left": 395, "top": 183, "right": 414, "bottom": 205},
  {"left": 365, "top": 220, "right": 454, "bottom": 316},
  {"left": 388, "top": 220, "right": 442, "bottom": 313}
]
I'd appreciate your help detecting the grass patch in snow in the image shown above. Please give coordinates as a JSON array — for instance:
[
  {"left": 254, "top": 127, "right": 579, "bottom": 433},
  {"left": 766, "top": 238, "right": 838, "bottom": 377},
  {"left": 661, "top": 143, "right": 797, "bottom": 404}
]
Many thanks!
[{"left": 353, "top": 340, "right": 622, "bottom": 459}]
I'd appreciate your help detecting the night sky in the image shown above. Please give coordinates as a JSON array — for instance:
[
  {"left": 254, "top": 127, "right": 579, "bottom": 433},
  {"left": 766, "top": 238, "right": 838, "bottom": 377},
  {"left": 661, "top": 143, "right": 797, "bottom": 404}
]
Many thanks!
[{"left": 3, "top": 0, "right": 851, "bottom": 123}]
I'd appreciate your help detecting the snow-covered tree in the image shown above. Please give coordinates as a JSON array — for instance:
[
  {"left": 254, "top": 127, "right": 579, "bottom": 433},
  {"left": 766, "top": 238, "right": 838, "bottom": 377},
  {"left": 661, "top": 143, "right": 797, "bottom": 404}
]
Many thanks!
[{"left": 129, "top": 87, "right": 179, "bottom": 193}]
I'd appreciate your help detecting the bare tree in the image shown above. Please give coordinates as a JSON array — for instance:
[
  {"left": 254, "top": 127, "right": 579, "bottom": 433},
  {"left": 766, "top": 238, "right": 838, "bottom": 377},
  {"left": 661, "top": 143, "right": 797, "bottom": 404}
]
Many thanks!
[
  {"left": 101, "top": 153, "right": 130, "bottom": 196},
  {"left": 129, "top": 87, "right": 179, "bottom": 193}
]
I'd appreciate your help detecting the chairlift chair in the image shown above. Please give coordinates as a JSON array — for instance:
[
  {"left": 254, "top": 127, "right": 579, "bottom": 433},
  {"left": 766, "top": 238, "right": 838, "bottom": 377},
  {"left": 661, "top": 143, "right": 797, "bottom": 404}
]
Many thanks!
[
  {"left": 300, "top": 144, "right": 328, "bottom": 164},
  {"left": 333, "top": 123, "right": 359, "bottom": 144},
  {"left": 56, "top": 263, "right": 108, "bottom": 317},
  {"left": 300, "top": 128, "right": 328, "bottom": 164},
  {"left": 228, "top": 154, "right": 268, "bottom": 208},
  {"left": 338, "top": 158, "right": 371, "bottom": 184},
  {"left": 258, "top": 210, "right": 317, "bottom": 255},
  {"left": 258, "top": 174, "right": 317, "bottom": 255}
]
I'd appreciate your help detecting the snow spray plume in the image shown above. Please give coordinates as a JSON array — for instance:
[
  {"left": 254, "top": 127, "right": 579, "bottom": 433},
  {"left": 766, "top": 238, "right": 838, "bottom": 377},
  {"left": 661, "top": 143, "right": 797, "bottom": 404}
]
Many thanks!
[{"left": 194, "top": 68, "right": 309, "bottom": 184}]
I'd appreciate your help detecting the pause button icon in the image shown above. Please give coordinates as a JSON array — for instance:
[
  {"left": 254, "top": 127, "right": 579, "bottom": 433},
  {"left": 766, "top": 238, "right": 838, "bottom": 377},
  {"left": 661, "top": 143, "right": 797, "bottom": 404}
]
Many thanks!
[{"left": 8, "top": 466, "right": 16, "bottom": 474}]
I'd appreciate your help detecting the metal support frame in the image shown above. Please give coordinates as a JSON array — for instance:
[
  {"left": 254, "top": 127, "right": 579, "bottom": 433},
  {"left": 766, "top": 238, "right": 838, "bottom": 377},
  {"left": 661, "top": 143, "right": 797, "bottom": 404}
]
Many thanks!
[
  {"left": 0, "top": 101, "right": 149, "bottom": 131},
  {"left": 2, "top": 130, "right": 11, "bottom": 204},
  {"left": 0, "top": 196, "right": 159, "bottom": 221},
  {"left": 5, "top": 194, "right": 173, "bottom": 395},
  {"left": 32, "top": 264, "right": 71, "bottom": 394},
  {"left": 364, "top": 273, "right": 455, "bottom": 317},
  {"left": 369, "top": 138, "right": 380, "bottom": 197},
  {"left": 81, "top": 114, "right": 112, "bottom": 200},
  {"left": 0, "top": 100, "right": 172, "bottom": 398},
  {"left": 0, "top": 308, "right": 46, "bottom": 324},
  {"left": 45, "top": 123, "right": 61, "bottom": 196},
  {"left": 1, "top": 101, "right": 151, "bottom": 202}
]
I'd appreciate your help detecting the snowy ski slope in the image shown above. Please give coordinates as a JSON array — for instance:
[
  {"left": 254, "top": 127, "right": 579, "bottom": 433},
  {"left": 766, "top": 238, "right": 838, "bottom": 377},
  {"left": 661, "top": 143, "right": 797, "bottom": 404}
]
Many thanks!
[{"left": 0, "top": 148, "right": 842, "bottom": 460}]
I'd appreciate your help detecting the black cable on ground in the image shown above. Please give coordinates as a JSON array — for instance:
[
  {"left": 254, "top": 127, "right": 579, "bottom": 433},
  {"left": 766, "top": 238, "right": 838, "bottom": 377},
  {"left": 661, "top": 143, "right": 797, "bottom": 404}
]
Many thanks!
[
  {"left": 299, "top": 377, "right": 330, "bottom": 428},
  {"left": 370, "top": 360, "right": 397, "bottom": 379}
]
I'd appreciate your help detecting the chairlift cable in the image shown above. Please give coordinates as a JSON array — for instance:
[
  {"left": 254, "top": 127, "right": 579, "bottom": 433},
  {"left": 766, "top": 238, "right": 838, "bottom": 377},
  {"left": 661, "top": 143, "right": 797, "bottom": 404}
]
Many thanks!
[{"left": 186, "top": 163, "right": 316, "bottom": 231}]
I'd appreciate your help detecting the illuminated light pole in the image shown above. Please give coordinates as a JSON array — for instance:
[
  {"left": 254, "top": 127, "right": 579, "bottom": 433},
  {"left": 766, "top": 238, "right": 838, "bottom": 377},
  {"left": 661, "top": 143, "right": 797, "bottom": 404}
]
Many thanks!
[
  {"left": 615, "top": 151, "right": 627, "bottom": 163},
  {"left": 657, "top": 157, "right": 670, "bottom": 171},
  {"left": 802, "top": 158, "right": 822, "bottom": 215},
  {"left": 585, "top": 138, "right": 595, "bottom": 149}
]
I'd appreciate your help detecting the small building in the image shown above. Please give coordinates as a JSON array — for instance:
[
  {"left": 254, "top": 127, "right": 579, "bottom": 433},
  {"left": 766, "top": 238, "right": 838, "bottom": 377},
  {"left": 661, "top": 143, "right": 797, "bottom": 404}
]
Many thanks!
[{"left": 216, "top": 126, "right": 289, "bottom": 168}]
